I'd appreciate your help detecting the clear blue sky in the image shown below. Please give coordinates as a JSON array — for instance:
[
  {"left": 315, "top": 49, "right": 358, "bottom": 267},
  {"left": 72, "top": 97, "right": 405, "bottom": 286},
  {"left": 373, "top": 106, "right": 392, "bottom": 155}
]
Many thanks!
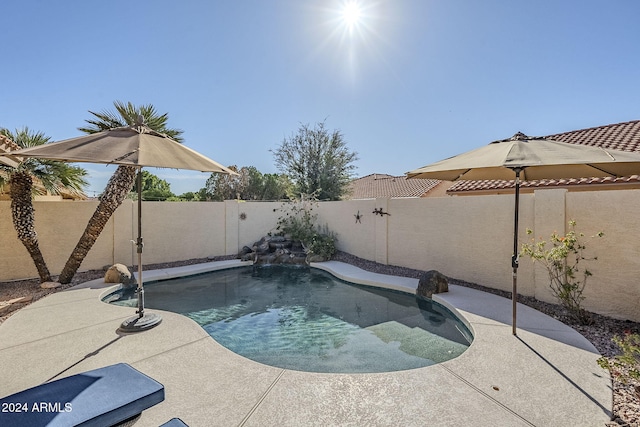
[{"left": 3, "top": 0, "right": 639, "bottom": 196}]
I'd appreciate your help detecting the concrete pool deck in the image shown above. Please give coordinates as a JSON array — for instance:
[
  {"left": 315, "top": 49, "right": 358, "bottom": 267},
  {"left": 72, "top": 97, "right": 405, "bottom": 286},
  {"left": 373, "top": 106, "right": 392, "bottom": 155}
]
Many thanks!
[{"left": 0, "top": 260, "right": 612, "bottom": 426}]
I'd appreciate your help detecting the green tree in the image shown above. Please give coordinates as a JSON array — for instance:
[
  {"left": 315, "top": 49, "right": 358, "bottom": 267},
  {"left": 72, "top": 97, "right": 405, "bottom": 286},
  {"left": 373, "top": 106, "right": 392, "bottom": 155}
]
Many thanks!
[
  {"left": 132, "top": 170, "right": 175, "bottom": 201},
  {"left": 196, "top": 187, "right": 208, "bottom": 201},
  {"left": 0, "top": 127, "right": 87, "bottom": 283},
  {"left": 271, "top": 120, "right": 358, "bottom": 200},
  {"left": 204, "top": 165, "right": 241, "bottom": 201},
  {"left": 176, "top": 191, "right": 197, "bottom": 201},
  {"left": 58, "top": 101, "right": 183, "bottom": 284},
  {"left": 262, "top": 173, "right": 292, "bottom": 200},
  {"left": 202, "top": 166, "right": 291, "bottom": 201},
  {"left": 243, "top": 166, "right": 264, "bottom": 200}
]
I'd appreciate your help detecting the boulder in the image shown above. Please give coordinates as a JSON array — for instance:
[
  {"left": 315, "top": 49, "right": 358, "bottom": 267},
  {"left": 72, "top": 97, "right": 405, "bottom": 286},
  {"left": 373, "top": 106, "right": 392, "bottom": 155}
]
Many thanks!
[
  {"left": 255, "top": 240, "right": 271, "bottom": 254},
  {"left": 239, "top": 246, "right": 253, "bottom": 256},
  {"left": 417, "top": 270, "right": 449, "bottom": 298},
  {"left": 273, "top": 248, "right": 290, "bottom": 262},
  {"left": 291, "top": 241, "right": 305, "bottom": 252},
  {"left": 291, "top": 255, "right": 308, "bottom": 265},
  {"left": 269, "top": 240, "right": 293, "bottom": 250},
  {"left": 240, "top": 252, "right": 255, "bottom": 262},
  {"left": 241, "top": 235, "right": 332, "bottom": 265},
  {"left": 259, "top": 254, "right": 277, "bottom": 264},
  {"left": 307, "top": 254, "right": 326, "bottom": 263},
  {"left": 40, "top": 281, "right": 62, "bottom": 289},
  {"left": 104, "top": 264, "right": 137, "bottom": 288}
]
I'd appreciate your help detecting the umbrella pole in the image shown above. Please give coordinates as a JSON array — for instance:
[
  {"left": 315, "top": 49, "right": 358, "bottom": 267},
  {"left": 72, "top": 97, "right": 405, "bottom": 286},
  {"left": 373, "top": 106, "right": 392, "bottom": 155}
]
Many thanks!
[
  {"left": 136, "top": 169, "right": 144, "bottom": 318},
  {"left": 511, "top": 167, "right": 523, "bottom": 336},
  {"left": 119, "top": 168, "right": 162, "bottom": 333}
]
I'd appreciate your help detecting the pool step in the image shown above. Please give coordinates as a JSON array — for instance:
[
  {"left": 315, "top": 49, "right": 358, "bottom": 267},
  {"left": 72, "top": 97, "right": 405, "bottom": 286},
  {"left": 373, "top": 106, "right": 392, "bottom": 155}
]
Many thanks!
[{"left": 365, "top": 321, "right": 468, "bottom": 363}]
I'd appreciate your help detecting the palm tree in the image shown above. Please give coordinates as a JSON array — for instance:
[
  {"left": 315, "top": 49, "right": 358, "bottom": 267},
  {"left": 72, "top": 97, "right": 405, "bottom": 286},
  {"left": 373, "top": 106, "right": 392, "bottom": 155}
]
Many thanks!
[
  {"left": 0, "top": 127, "right": 88, "bottom": 283},
  {"left": 57, "top": 101, "right": 183, "bottom": 284}
]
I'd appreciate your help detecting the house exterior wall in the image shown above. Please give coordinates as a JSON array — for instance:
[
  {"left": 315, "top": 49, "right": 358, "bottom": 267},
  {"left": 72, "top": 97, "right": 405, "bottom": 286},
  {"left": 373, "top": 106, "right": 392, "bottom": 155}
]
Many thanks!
[{"left": 1, "top": 190, "right": 638, "bottom": 322}]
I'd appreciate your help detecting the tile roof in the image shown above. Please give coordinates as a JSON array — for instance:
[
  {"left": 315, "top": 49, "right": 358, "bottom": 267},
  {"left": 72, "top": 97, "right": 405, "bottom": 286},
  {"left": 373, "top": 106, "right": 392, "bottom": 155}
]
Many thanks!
[
  {"left": 447, "top": 120, "right": 640, "bottom": 194},
  {"left": 547, "top": 119, "right": 640, "bottom": 152},
  {"left": 346, "top": 173, "right": 441, "bottom": 199},
  {"left": 447, "top": 175, "right": 640, "bottom": 193}
]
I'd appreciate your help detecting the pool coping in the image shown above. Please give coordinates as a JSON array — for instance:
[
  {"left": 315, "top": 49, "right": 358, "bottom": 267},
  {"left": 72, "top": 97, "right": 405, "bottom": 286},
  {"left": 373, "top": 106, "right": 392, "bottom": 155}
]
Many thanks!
[{"left": 0, "top": 260, "right": 612, "bottom": 426}]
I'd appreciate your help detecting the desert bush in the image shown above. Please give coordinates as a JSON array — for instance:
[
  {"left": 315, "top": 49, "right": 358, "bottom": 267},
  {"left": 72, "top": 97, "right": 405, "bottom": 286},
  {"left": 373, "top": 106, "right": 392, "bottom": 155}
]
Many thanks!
[{"left": 520, "top": 220, "right": 603, "bottom": 325}]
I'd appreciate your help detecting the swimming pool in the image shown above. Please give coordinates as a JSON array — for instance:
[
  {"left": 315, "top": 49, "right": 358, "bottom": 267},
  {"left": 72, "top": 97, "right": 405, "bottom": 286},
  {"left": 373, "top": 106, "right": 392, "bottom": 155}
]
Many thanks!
[{"left": 105, "top": 265, "right": 472, "bottom": 373}]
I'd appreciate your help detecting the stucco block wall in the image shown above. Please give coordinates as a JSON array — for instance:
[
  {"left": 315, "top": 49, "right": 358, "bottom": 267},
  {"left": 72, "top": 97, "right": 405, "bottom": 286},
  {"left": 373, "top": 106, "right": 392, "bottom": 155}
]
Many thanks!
[
  {"left": 136, "top": 201, "right": 226, "bottom": 264},
  {"left": 315, "top": 200, "right": 378, "bottom": 262},
  {"left": 386, "top": 195, "right": 535, "bottom": 295},
  {"left": 229, "top": 200, "right": 282, "bottom": 255},
  {"left": 1, "top": 190, "right": 639, "bottom": 322},
  {"left": 1, "top": 201, "right": 118, "bottom": 280},
  {"left": 563, "top": 191, "right": 640, "bottom": 319},
  {"left": 0, "top": 201, "right": 227, "bottom": 281}
]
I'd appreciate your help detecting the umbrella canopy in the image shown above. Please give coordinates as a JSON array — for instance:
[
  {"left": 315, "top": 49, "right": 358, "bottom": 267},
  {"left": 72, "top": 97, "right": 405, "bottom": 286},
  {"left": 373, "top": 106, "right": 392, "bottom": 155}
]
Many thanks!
[
  {"left": 407, "top": 132, "right": 640, "bottom": 335},
  {"left": 4, "top": 124, "right": 233, "bottom": 173},
  {"left": 408, "top": 132, "right": 640, "bottom": 182},
  {"left": 1, "top": 122, "right": 236, "bottom": 332}
]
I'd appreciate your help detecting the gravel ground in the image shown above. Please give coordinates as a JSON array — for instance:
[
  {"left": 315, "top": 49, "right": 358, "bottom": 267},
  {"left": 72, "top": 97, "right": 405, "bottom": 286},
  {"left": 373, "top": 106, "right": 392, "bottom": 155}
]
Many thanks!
[{"left": 1, "top": 252, "right": 638, "bottom": 426}]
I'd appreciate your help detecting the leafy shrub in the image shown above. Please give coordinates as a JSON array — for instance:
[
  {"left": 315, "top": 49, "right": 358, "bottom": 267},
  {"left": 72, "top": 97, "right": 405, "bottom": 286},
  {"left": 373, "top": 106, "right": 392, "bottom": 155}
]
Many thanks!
[
  {"left": 598, "top": 331, "right": 640, "bottom": 393},
  {"left": 520, "top": 220, "right": 603, "bottom": 325},
  {"left": 274, "top": 193, "right": 337, "bottom": 260},
  {"left": 307, "top": 225, "right": 337, "bottom": 260}
]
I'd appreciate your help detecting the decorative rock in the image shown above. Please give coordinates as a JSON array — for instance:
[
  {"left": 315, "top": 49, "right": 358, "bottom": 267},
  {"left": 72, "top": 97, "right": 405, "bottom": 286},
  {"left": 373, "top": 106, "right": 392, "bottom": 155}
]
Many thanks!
[
  {"left": 417, "top": 270, "right": 449, "bottom": 298},
  {"left": 260, "top": 254, "right": 277, "bottom": 264},
  {"left": 104, "top": 264, "right": 137, "bottom": 288},
  {"left": 240, "top": 252, "right": 255, "bottom": 262},
  {"left": 270, "top": 240, "right": 293, "bottom": 250},
  {"left": 307, "top": 254, "right": 327, "bottom": 263},
  {"left": 292, "top": 255, "right": 308, "bottom": 265},
  {"left": 256, "top": 241, "right": 271, "bottom": 254},
  {"left": 41, "top": 281, "right": 62, "bottom": 289},
  {"left": 242, "top": 234, "right": 332, "bottom": 265}
]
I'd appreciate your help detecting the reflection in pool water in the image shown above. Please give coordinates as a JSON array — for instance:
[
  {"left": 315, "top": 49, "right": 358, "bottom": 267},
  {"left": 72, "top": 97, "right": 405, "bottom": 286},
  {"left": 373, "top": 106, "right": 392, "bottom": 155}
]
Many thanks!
[{"left": 105, "top": 265, "right": 473, "bottom": 373}]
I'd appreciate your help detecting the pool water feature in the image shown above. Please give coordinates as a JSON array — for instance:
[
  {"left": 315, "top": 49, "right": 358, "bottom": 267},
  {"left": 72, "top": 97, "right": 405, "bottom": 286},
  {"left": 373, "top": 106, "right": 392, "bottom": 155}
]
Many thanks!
[{"left": 105, "top": 265, "right": 473, "bottom": 373}]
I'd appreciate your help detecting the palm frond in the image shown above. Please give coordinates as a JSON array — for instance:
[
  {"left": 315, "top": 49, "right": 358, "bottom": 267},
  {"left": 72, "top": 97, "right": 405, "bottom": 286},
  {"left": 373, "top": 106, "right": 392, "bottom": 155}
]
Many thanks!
[
  {"left": 80, "top": 101, "right": 184, "bottom": 142},
  {"left": 0, "top": 127, "right": 51, "bottom": 148},
  {"left": 35, "top": 160, "right": 88, "bottom": 195},
  {"left": 0, "top": 127, "right": 89, "bottom": 198}
]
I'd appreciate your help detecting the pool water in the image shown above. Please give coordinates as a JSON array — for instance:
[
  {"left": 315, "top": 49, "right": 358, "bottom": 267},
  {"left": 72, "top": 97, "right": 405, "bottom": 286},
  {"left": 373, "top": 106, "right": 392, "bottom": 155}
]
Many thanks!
[{"left": 105, "top": 265, "right": 472, "bottom": 373}]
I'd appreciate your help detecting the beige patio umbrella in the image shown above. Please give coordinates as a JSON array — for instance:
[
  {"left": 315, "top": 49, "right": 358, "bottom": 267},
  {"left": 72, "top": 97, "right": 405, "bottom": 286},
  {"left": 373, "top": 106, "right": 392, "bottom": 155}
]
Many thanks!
[
  {"left": 407, "top": 132, "right": 640, "bottom": 335},
  {"left": 1, "top": 120, "right": 236, "bottom": 332}
]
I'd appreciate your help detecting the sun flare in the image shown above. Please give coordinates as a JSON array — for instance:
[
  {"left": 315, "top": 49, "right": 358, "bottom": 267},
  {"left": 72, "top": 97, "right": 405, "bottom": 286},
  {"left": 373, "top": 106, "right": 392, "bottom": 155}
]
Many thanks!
[{"left": 342, "top": 2, "right": 362, "bottom": 28}]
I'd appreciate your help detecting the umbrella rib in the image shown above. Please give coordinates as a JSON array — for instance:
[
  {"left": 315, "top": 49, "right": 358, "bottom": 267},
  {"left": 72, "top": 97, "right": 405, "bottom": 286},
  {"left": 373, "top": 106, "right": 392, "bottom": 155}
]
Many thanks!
[
  {"left": 456, "top": 169, "right": 472, "bottom": 181},
  {"left": 112, "top": 149, "right": 139, "bottom": 163},
  {"left": 588, "top": 163, "right": 625, "bottom": 178},
  {"left": 598, "top": 147, "right": 616, "bottom": 161}
]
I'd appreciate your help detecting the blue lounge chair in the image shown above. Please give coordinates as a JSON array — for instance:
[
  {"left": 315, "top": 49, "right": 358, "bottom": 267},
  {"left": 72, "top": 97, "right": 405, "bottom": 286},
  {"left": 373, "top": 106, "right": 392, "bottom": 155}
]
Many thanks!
[{"left": 0, "top": 363, "right": 164, "bottom": 426}]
